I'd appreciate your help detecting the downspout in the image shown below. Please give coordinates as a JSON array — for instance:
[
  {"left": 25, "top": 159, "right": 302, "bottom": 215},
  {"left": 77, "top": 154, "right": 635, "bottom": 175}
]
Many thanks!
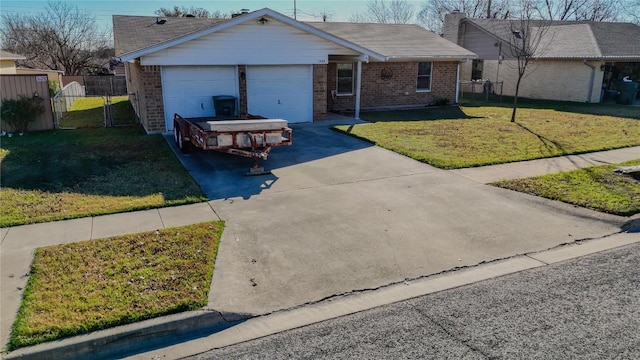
[
  {"left": 583, "top": 59, "right": 596, "bottom": 103},
  {"left": 354, "top": 60, "right": 363, "bottom": 120},
  {"left": 455, "top": 62, "right": 461, "bottom": 104}
]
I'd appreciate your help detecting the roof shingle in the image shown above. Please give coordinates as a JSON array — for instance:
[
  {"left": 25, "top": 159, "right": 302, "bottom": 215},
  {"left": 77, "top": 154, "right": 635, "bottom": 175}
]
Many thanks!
[
  {"left": 465, "top": 18, "right": 640, "bottom": 59},
  {"left": 113, "top": 12, "right": 476, "bottom": 60}
]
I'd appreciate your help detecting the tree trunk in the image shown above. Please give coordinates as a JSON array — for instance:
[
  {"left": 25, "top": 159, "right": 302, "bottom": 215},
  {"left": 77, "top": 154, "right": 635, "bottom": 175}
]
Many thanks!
[{"left": 511, "top": 76, "right": 522, "bottom": 123}]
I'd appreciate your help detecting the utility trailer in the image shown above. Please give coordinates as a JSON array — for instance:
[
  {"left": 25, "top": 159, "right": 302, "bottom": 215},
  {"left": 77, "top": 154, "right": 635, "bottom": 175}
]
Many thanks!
[{"left": 173, "top": 113, "right": 293, "bottom": 175}]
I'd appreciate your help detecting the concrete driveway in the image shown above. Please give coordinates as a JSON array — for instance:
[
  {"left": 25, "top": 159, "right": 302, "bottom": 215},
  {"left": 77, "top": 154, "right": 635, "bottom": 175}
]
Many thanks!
[{"left": 165, "top": 119, "right": 628, "bottom": 318}]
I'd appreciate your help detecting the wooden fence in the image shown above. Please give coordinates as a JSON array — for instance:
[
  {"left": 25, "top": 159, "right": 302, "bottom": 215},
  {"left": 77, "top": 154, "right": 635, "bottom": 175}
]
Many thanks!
[{"left": 0, "top": 74, "right": 54, "bottom": 132}]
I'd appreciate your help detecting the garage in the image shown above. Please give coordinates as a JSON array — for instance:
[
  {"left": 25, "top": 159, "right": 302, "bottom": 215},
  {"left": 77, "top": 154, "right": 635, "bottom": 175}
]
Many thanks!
[
  {"left": 246, "top": 65, "right": 313, "bottom": 123},
  {"left": 162, "top": 66, "right": 238, "bottom": 130}
]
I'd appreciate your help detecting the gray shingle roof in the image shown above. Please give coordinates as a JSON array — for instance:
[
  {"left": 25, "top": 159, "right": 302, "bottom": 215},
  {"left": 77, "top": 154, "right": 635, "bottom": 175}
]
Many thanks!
[
  {"left": 113, "top": 15, "right": 228, "bottom": 56},
  {"left": 305, "top": 22, "right": 476, "bottom": 59},
  {"left": 0, "top": 50, "right": 26, "bottom": 60},
  {"left": 113, "top": 13, "right": 475, "bottom": 60},
  {"left": 466, "top": 18, "right": 640, "bottom": 59}
]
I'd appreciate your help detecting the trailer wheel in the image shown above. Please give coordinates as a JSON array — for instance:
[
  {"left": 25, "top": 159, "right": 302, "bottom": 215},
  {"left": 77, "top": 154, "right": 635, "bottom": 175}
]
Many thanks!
[
  {"left": 173, "top": 125, "right": 180, "bottom": 146},
  {"left": 174, "top": 126, "right": 190, "bottom": 153}
]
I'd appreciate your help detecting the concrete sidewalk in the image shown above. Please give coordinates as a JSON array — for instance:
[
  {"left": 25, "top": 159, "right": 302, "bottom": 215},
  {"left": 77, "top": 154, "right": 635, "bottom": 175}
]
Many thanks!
[
  {"left": 452, "top": 146, "right": 640, "bottom": 183},
  {"left": 0, "top": 203, "right": 221, "bottom": 352},
  {"left": 2, "top": 141, "right": 639, "bottom": 359}
]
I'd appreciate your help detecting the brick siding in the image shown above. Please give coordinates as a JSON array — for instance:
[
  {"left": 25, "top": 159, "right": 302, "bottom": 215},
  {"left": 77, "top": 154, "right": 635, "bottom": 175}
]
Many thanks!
[
  {"left": 313, "top": 64, "right": 327, "bottom": 120},
  {"left": 126, "top": 61, "right": 461, "bottom": 132},
  {"left": 238, "top": 65, "right": 248, "bottom": 118},
  {"left": 327, "top": 61, "right": 459, "bottom": 113},
  {"left": 126, "top": 61, "right": 165, "bottom": 133}
]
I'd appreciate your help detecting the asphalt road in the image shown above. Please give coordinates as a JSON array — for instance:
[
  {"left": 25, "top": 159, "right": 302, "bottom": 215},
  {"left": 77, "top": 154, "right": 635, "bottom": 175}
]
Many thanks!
[{"left": 186, "top": 243, "right": 640, "bottom": 360}]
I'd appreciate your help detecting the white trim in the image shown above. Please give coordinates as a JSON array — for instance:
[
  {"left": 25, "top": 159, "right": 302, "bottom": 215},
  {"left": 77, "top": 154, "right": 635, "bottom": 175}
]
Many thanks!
[
  {"left": 336, "top": 63, "right": 354, "bottom": 96},
  {"left": 455, "top": 62, "right": 460, "bottom": 103},
  {"left": 416, "top": 61, "right": 433, "bottom": 92},
  {"left": 117, "top": 8, "right": 384, "bottom": 63}
]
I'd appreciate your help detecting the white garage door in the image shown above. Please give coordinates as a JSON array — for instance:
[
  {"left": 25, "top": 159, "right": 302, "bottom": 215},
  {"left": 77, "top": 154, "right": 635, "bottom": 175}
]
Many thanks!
[
  {"left": 162, "top": 66, "right": 238, "bottom": 131},
  {"left": 246, "top": 65, "right": 312, "bottom": 123}
]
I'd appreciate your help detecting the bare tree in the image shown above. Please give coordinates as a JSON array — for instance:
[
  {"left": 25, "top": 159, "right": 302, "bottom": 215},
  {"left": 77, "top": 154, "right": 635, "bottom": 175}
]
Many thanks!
[
  {"left": 349, "top": 0, "right": 416, "bottom": 24},
  {"left": 154, "top": 6, "right": 230, "bottom": 18},
  {"left": 418, "top": 0, "right": 511, "bottom": 33},
  {"left": 314, "top": 8, "right": 337, "bottom": 22},
  {"left": 628, "top": 0, "right": 640, "bottom": 23},
  {"left": 502, "top": 2, "right": 553, "bottom": 122},
  {"left": 0, "top": 1, "right": 111, "bottom": 75},
  {"left": 533, "top": 0, "right": 623, "bottom": 21}
]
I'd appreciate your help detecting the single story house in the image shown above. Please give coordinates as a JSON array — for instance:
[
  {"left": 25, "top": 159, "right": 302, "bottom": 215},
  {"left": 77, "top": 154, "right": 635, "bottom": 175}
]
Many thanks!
[
  {"left": 113, "top": 8, "right": 476, "bottom": 133},
  {"left": 444, "top": 12, "right": 640, "bottom": 104},
  {"left": 0, "top": 50, "right": 26, "bottom": 74}
]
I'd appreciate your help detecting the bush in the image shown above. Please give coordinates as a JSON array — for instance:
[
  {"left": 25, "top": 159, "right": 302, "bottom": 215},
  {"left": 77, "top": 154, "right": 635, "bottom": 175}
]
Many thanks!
[
  {"left": 434, "top": 98, "right": 449, "bottom": 106},
  {"left": 48, "top": 80, "right": 60, "bottom": 96},
  {"left": 0, "top": 95, "right": 45, "bottom": 133}
]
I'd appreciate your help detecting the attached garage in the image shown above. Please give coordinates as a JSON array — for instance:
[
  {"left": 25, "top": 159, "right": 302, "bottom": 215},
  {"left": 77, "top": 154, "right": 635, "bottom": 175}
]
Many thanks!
[
  {"left": 115, "top": 8, "right": 475, "bottom": 133},
  {"left": 162, "top": 66, "right": 238, "bottom": 131},
  {"left": 246, "top": 65, "right": 313, "bottom": 123}
]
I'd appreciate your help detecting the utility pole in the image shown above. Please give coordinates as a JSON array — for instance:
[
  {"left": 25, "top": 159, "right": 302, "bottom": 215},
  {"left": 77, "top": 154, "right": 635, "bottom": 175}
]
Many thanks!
[
  {"left": 487, "top": 0, "right": 492, "bottom": 18},
  {"left": 294, "top": 0, "right": 297, "bottom": 19}
]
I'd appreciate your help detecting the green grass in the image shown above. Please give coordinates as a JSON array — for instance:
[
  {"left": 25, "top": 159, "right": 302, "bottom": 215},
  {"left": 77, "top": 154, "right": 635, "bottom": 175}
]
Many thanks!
[
  {"left": 493, "top": 160, "right": 640, "bottom": 216},
  {"left": 60, "top": 96, "right": 137, "bottom": 128},
  {"left": 9, "top": 221, "right": 223, "bottom": 350},
  {"left": 0, "top": 127, "right": 207, "bottom": 227},
  {"left": 335, "top": 103, "right": 640, "bottom": 169}
]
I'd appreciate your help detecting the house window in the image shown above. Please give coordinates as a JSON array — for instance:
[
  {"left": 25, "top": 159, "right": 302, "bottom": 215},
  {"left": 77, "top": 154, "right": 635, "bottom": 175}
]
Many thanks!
[
  {"left": 417, "top": 62, "right": 432, "bottom": 91},
  {"left": 337, "top": 63, "right": 354, "bottom": 95},
  {"left": 472, "top": 59, "right": 483, "bottom": 80}
]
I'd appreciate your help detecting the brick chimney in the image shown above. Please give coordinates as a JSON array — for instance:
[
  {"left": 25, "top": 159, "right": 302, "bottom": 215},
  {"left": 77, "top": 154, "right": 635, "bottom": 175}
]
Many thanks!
[{"left": 443, "top": 11, "right": 466, "bottom": 45}]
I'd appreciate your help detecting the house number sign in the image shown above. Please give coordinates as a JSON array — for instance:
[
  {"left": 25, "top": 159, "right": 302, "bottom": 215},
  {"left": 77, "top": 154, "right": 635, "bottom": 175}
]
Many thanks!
[{"left": 381, "top": 67, "right": 393, "bottom": 80}]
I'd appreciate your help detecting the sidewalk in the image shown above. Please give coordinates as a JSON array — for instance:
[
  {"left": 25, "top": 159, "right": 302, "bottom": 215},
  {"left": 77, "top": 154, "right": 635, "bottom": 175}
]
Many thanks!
[
  {"left": 2, "top": 146, "right": 639, "bottom": 359},
  {"left": 0, "top": 202, "right": 220, "bottom": 353},
  {"left": 451, "top": 146, "right": 640, "bottom": 183}
]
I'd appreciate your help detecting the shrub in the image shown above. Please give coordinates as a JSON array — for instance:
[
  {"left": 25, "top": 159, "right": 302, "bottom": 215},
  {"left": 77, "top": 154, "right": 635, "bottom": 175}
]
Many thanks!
[
  {"left": 434, "top": 98, "right": 449, "bottom": 106},
  {"left": 48, "top": 80, "right": 60, "bottom": 96},
  {"left": 0, "top": 95, "right": 45, "bottom": 133}
]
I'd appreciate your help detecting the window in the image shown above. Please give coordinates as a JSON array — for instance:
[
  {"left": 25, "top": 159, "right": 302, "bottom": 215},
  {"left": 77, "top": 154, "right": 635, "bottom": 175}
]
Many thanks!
[
  {"left": 471, "top": 59, "right": 483, "bottom": 80},
  {"left": 417, "top": 62, "right": 432, "bottom": 91},
  {"left": 337, "top": 63, "right": 354, "bottom": 95}
]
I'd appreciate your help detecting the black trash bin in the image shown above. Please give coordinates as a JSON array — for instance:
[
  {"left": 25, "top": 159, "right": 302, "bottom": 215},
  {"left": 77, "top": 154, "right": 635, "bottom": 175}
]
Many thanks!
[
  {"left": 212, "top": 95, "right": 237, "bottom": 117},
  {"left": 616, "top": 82, "right": 639, "bottom": 105}
]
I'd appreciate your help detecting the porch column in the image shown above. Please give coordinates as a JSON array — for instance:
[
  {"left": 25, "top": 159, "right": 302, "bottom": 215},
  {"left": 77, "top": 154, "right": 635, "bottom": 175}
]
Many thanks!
[
  {"left": 355, "top": 60, "right": 362, "bottom": 120},
  {"left": 455, "top": 62, "right": 461, "bottom": 104}
]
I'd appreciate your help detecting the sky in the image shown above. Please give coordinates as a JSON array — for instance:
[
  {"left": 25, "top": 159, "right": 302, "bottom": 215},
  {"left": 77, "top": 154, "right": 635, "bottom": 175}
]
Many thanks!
[{"left": 0, "top": 0, "right": 393, "bottom": 31}]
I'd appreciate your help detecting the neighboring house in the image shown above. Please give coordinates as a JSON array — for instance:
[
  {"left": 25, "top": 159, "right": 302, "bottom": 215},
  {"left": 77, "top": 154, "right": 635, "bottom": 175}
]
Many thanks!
[
  {"left": 113, "top": 8, "right": 476, "bottom": 133},
  {"left": 16, "top": 68, "right": 64, "bottom": 84},
  {"left": 0, "top": 50, "right": 26, "bottom": 74},
  {"left": 444, "top": 12, "right": 640, "bottom": 104}
]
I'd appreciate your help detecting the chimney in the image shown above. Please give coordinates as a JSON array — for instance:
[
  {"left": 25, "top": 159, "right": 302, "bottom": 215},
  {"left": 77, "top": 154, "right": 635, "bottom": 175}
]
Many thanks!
[{"left": 443, "top": 11, "right": 466, "bottom": 45}]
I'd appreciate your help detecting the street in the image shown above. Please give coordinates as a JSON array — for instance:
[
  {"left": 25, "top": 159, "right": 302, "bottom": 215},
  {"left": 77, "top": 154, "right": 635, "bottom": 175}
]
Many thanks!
[{"left": 187, "top": 243, "right": 640, "bottom": 359}]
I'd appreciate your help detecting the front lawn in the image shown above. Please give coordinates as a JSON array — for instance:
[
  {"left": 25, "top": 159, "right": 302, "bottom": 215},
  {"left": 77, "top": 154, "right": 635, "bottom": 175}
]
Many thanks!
[
  {"left": 0, "top": 127, "right": 207, "bottom": 227},
  {"left": 493, "top": 160, "right": 640, "bottom": 216},
  {"left": 334, "top": 103, "right": 640, "bottom": 169},
  {"left": 60, "top": 96, "right": 137, "bottom": 128},
  {"left": 9, "top": 221, "right": 223, "bottom": 350}
]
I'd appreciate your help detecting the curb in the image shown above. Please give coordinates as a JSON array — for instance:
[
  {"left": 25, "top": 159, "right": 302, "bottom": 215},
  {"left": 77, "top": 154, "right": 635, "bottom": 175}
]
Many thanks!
[
  {"left": 3, "top": 311, "right": 246, "bottom": 360},
  {"left": 4, "top": 233, "right": 639, "bottom": 360}
]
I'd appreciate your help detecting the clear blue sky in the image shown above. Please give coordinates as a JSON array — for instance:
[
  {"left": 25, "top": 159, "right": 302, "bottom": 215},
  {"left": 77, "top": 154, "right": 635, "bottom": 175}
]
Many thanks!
[{"left": 0, "top": 0, "right": 393, "bottom": 31}]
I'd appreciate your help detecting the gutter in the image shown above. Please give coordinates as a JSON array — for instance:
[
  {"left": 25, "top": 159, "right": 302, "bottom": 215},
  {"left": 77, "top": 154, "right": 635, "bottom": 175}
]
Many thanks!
[{"left": 583, "top": 60, "right": 596, "bottom": 103}]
